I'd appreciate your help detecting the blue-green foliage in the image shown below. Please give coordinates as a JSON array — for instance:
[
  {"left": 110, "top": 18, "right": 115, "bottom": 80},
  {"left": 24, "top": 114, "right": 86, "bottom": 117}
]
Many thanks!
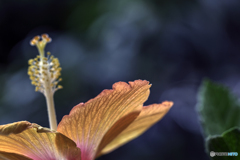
[
  {"left": 198, "top": 80, "right": 240, "bottom": 137},
  {"left": 197, "top": 80, "right": 240, "bottom": 160}
]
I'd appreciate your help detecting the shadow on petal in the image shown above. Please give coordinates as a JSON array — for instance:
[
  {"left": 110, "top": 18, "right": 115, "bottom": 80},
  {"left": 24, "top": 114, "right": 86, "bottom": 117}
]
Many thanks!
[
  {"left": 55, "top": 133, "right": 81, "bottom": 160},
  {"left": 96, "top": 110, "right": 141, "bottom": 156},
  {"left": 0, "top": 151, "right": 32, "bottom": 160},
  {"left": 0, "top": 121, "right": 32, "bottom": 135}
]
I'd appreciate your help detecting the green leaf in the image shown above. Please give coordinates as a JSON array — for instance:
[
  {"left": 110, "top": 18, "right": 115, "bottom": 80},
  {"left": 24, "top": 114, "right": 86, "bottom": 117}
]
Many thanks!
[
  {"left": 207, "top": 127, "right": 240, "bottom": 160},
  {"left": 197, "top": 79, "right": 240, "bottom": 137}
]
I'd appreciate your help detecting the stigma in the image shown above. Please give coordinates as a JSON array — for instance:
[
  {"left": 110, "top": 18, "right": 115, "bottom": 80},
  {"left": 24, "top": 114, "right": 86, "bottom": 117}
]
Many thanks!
[{"left": 28, "top": 34, "right": 62, "bottom": 95}]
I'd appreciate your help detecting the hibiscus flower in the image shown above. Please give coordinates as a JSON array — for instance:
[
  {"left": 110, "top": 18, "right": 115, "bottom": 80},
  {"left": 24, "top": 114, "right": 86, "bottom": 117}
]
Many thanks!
[{"left": 0, "top": 34, "right": 173, "bottom": 160}]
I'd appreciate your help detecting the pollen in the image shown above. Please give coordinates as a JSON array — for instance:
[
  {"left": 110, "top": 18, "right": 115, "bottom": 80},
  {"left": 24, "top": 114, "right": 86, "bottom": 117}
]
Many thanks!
[{"left": 28, "top": 34, "right": 62, "bottom": 95}]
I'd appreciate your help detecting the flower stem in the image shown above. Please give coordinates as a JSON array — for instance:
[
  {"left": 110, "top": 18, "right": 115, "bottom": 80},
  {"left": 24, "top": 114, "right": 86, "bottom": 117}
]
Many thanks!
[
  {"left": 40, "top": 46, "right": 57, "bottom": 130},
  {"left": 40, "top": 46, "right": 57, "bottom": 131},
  {"left": 44, "top": 83, "right": 58, "bottom": 131}
]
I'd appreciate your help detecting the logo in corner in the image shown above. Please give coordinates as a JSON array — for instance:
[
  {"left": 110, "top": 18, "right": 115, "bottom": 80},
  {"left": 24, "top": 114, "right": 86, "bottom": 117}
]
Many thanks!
[{"left": 210, "top": 151, "right": 215, "bottom": 157}]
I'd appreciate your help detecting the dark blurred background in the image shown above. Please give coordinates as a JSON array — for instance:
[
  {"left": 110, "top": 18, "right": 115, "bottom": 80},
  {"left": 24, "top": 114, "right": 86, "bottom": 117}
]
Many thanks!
[{"left": 1, "top": 0, "right": 240, "bottom": 159}]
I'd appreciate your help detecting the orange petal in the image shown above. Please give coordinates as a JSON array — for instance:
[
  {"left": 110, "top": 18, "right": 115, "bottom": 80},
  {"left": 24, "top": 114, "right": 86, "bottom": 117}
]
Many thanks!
[
  {"left": 0, "top": 121, "right": 81, "bottom": 160},
  {"left": 98, "top": 101, "right": 173, "bottom": 156},
  {"left": 0, "top": 151, "right": 32, "bottom": 160},
  {"left": 57, "top": 80, "right": 151, "bottom": 160}
]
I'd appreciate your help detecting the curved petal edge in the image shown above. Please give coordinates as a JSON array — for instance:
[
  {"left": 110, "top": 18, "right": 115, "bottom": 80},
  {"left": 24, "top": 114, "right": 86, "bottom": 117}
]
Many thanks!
[{"left": 99, "top": 101, "right": 173, "bottom": 156}]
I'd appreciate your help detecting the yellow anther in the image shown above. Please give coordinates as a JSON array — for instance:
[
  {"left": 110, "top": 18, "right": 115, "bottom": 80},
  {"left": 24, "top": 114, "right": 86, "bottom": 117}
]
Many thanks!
[
  {"left": 57, "top": 85, "right": 63, "bottom": 89},
  {"left": 42, "top": 66, "right": 47, "bottom": 70},
  {"left": 29, "top": 66, "right": 35, "bottom": 70},
  {"left": 47, "top": 52, "right": 51, "bottom": 55},
  {"left": 30, "top": 77, "right": 34, "bottom": 81},
  {"left": 28, "top": 59, "right": 34, "bottom": 65}
]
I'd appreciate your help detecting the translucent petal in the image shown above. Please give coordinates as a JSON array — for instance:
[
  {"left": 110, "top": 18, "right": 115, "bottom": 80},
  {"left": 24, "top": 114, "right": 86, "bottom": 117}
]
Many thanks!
[{"left": 57, "top": 80, "right": 151, "bottom": 160}]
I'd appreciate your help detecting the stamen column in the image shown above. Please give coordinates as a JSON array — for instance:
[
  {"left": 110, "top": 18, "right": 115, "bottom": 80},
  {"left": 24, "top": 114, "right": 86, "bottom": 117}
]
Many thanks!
[{"left": 28, "top": 34, "right": 62, "bottom": 131}]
